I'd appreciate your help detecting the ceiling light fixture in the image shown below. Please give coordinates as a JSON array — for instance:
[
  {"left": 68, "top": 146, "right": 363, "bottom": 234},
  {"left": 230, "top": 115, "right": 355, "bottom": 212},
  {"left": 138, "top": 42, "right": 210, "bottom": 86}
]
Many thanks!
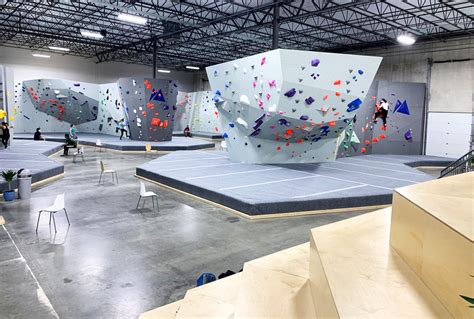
[
  {"left": 48, "top": 46, "right": 70, "bottom": 52},
  {"left": 186, "top": 66, "right": 200, "bottom": 70},
  {"left": 158, "top": 69, "right": 171, "bottom": 73},
  {"left": 397, "top": 34, "right": 416, "bottom": 46},
  {"left": 118, "top": 13, "right": 147, "bottom": 25},
  {"left": 80, "top": 30, "right": 104, "bottom": 39},
  {"left": 32, "top": 53, "right": 51, "bottom": 58}
]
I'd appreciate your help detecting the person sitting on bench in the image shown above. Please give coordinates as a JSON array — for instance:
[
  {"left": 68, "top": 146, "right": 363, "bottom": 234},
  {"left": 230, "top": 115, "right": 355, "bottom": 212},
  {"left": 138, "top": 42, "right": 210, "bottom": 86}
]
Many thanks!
[
  {"left": 34, "top": 127, "right": 45, "bottom": 141},
  {"left": 61, "top": 133, "right": 77, "bottom": 156},
  {"left": 183, "top": 125, "right": 192, "bottom": 138}
]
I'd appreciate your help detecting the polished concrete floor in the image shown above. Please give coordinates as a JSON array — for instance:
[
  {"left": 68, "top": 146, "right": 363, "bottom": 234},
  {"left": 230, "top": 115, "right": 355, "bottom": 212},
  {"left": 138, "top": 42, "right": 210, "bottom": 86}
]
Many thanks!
[{"left": 0, "top": 148, "right": 373, "bottom": 318}]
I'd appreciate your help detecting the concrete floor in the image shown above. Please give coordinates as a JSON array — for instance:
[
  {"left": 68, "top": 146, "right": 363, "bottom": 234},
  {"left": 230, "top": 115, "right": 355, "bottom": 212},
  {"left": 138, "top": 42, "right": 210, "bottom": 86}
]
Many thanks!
[{"left": 0, "top": 147, "right": 374, "bottom": 318}]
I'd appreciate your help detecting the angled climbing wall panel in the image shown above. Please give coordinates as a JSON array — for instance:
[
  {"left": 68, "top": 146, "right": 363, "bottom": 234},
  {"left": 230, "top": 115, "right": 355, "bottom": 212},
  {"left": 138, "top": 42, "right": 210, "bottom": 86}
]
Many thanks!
[{"left": 206, "top": 49, "right": 382, "bottom": 164}]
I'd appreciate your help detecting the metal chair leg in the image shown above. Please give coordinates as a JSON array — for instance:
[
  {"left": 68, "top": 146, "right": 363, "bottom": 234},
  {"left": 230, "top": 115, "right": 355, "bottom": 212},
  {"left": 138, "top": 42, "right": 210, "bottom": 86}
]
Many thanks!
[
  {"left": 136, "top": 196, "right": 141, "bottom": 210},
  {"left": 49, "top": 212, "right": 52, "bottom": 225},
  {"left": 142, "top": 198, "right": 146, "bottom": 208},
  {"left": 98, "top": 173, "right": 103, "bottom": 184},
  {"left": 64, "top": 208, "right": 70, "bottom": 225},
  {"left": 156, "top": 196, "right": 160, "bottom": 211},
  {"left": 115, "top": 172, "right": 119, "bottom": 184},
  {"left": 51, "top": 213, "right": 57, "bottom": 233},
  {"left": 36, "top": 211, "right": 42, "bottom": 233},
  {"left": 152, "top": 196, "right": 155, "bottom": 208}
]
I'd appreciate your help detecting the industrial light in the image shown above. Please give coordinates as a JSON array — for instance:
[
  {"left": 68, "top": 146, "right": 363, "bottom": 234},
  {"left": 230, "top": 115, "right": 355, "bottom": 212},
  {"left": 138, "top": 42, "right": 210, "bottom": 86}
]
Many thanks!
[
  {"left": 397, "top": 34, "right": 416, "bottom": 46},
  {"left": 80, "top": 30, "right": 104, "bottom": 39},
  {"left": 32, "top": 53, "right": 50, "bottom": 58},
  {"left": 158, "top": 69, "right": 171, "bottom": 73},
  {"left": 186, "top": 66, "right": 200, "bottom": 70},
  {"left": 48, "top": 46, "right": 70, "bottom": 52},
  {"left": 117, "top": 13, "right": 147, "bottom": 25}
]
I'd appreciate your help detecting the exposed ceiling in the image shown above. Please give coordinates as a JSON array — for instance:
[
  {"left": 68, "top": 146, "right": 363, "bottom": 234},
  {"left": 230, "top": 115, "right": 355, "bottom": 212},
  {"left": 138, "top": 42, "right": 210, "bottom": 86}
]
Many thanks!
[{"left": 1, "top": 0, "right": 473, "bottom": 70}]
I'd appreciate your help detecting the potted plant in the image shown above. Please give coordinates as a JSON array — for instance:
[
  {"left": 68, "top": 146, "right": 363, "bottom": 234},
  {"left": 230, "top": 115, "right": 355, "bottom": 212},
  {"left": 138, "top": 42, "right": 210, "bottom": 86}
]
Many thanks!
[{"left": 2, "top": 170, "right": 17, "bottom": 201}]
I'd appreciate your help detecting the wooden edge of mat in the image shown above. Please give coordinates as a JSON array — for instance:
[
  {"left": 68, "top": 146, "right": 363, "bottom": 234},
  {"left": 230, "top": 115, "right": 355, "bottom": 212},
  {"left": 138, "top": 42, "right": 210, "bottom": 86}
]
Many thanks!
[
  {"left": 32, "top": 173, "right": 65, "bottom": 190},
  {"left": 134, "top": 174, "right": 390, "bottom": 220}
]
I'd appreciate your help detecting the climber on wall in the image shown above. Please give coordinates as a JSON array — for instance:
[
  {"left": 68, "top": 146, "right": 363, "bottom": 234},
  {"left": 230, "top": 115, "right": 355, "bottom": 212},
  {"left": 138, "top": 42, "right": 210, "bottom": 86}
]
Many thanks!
[{"left": 373, "top": 98, "right": 389, "bottom": 127}]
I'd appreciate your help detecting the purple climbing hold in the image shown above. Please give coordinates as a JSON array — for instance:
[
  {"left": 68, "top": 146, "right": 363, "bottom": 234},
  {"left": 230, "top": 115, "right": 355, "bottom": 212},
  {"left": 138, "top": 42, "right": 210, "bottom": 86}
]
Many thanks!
[
  {"left": 311, "top": 58, "right": 320, "bottom": 67},
  {"left": 284, "top": 88, "right": 296, "bottom": 97},
  {"left": 278, "top": 118, "right": 288, "bottom": 126},
  {"left": 249, "top": 129, "right": 261, "bottom": 137},
  {"left": 305, "top": 97, "right": 315, "bottom": 105},
  {"left": 162, "top": 105, "right": 170, "bottom": 110},
  {"left": 300, "top": 115, "right": 309, "bottom": 121},
  {"left": 404, "top": 129, "right": 413, "bottom": 141},
  {"left": 255, "top": 113, "right": 266, "bottom": 122}
]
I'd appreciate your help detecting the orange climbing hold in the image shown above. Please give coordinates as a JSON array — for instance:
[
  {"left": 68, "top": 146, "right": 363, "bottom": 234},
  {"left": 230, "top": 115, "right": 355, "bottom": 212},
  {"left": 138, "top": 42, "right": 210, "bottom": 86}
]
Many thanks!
[
  {"left": 365, "top": 139, "right": 370, "bottom": 145},
  {"left": 333, "top": 79, "right": 341, "bottom": 85},
  {"left": 328, "top": 121, "right": 336, "bottom": 126}
]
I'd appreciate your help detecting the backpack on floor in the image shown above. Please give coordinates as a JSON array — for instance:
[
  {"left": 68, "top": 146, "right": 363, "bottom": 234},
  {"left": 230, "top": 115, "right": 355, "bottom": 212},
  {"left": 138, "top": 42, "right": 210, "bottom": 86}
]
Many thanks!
[{"left": 196, "top": 272, "right": 216, "bottom": 287}]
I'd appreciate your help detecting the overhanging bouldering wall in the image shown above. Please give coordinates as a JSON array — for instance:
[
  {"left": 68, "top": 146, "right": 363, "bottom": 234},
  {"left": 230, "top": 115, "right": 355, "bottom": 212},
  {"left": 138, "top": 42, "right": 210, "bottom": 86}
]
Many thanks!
[
  {"left": 118, "top": 78, "right": 178, "bottom": 141},
  {"left": 13, "top": 79, "right": 126, "bottom": 136},
  {"left": 206, "top": 49, "right": 382, "bottom": 164}
]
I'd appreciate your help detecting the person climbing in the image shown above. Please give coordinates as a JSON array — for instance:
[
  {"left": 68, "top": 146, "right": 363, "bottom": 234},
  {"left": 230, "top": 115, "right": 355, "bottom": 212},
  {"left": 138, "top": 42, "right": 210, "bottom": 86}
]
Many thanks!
[
  {"left": 183, "top": 125, "right": 192, "bottom": 138},
  {"left": 34, "top": 127, "right": 45, "bottom": 141},
  {"left": 373, "top": 98, "right": 389, "bottom": 127},
  {"left": 1, "top": 122, "right": 10, "bottom": 149},
  {"left": 117, "top": 119, "right": 129, "bottom": 140},
  {"left": 61, "top": 133, "right": 77, "bottom": 156}
]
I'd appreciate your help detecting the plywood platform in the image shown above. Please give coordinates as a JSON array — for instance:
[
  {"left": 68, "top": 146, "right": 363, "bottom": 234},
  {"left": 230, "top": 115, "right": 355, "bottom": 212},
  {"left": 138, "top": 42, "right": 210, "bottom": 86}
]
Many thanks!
[{"left": 391, "top": 172, "right": 474, "bottom": 318}]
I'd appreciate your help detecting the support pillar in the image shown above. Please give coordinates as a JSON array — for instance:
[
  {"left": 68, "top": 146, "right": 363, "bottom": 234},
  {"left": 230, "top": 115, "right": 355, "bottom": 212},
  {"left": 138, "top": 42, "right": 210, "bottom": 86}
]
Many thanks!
[
  {"left": 152, "top": 39, "right": 157, "bottom": 79},
  {"left": 272, "top": 1, "right": 279, "bottom": 49}
]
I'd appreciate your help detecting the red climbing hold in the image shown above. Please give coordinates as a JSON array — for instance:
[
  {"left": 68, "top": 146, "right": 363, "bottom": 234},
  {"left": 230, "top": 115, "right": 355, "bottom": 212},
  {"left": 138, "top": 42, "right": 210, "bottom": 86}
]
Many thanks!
[
  {"left": 379, "top": 134, "right": 386, "bottom": 139},
  {"left": 372, "top": 137, "right": 379, "bottom": 143},
  {"left": 361, "top": 147, "right": 367, "bottom": 153},
  {"left": 365, "top": 139, "right": 370, "bottom": 145},
  {"left": 333, "top": 79, "right": 341, "bottom": 86}
]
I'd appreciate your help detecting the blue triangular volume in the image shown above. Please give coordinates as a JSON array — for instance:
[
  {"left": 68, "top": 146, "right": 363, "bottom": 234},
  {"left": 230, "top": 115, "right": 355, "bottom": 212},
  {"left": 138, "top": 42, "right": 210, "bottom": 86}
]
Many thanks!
[
  {"left": 396, "top": 100, "right": 410, "bottom": 115},
  {"left": 149, "top": 89, "right": 166, "bottom": 102},
  {"left": 393, "top": 99, "right": 402, "bottom": 113}
]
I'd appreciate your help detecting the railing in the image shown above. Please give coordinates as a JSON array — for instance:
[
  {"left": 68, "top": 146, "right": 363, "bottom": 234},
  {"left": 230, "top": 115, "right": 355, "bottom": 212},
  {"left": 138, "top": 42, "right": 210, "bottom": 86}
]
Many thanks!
[{"left": 439, "top": 150, "right": 473, "bottom": 178}]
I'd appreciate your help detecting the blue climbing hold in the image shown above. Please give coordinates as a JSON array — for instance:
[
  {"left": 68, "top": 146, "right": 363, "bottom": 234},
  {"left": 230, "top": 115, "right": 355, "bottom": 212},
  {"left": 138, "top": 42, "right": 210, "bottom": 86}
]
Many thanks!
[{"left": 347, "top": 98, "right": 362, "bottom": 112}]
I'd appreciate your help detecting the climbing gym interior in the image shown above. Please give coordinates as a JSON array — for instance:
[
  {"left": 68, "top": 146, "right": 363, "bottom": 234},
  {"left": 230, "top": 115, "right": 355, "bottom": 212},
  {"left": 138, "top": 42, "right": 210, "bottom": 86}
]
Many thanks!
[{"left": 0, "top": 1, "right": 472, "bottom": 318}]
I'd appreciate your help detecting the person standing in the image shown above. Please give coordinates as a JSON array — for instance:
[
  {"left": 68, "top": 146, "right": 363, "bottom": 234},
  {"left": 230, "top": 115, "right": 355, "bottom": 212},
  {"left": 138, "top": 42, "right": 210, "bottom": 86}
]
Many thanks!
[
  {"left": 118, "top": 119, "right": 129, "bottom": 140},
  {"left": 1, "top": 122, "right": 10, "bottom": 149}
]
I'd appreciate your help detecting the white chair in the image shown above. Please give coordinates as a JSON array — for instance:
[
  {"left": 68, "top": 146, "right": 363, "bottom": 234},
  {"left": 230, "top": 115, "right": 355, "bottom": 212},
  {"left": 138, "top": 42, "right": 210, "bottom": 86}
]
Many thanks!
[
  {"left": 98, "top": 160, "right": 118, "bottom": 184},
  {"left": 96, "top": 139, "right": 103, "bottom": 152},
  {"left": 136, "top": 181, "right": 160, "bottom": 210},
  {"left": 72, "top": 146, "right": 85, "bottom": 163},
  {"left": 36, "top": 193, "right": 70, "bottom": 233},
  {"left": 219, "top": 140, "right": 227, "bottom": 151}
]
